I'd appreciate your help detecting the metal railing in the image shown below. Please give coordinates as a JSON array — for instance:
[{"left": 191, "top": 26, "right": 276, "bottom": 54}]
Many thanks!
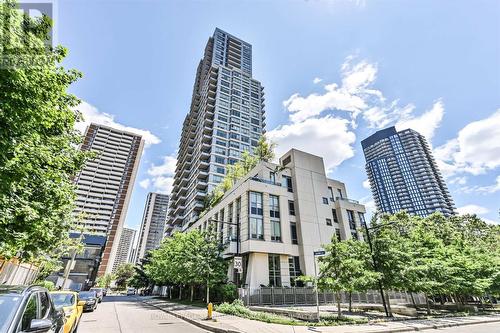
[
  {"left": 250, "top": 177, "right": 282, "bottom": 187},
  {"left": 238, "top": 287, "right": 425, "bottom": 307}
]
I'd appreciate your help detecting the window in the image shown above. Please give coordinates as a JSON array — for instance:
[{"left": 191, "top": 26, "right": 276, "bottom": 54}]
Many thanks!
[
  {"left": 322, "top": 197, "right": 329, "bottom": 204},
  {"left": 268, "top": 254, "right": 281, "bottom": 286},
  {"left": 216, "top": 167, "right": 225, "bottom": 174},
  {"left": 283, "top": 176, "right": 293, "bottom": 193},
  {"left": 335, "top": 228, "right": 341, "bottom": 241},
  {"left": 249, "top": 192, "right": 263, "bottom": 215},
  {"left": 358, "top": 212, "right": 366, "bottom": 227},
  {"left": 249, "top": 192, "right": 263, "bottom": 240},
  {"left": 269, "top": 195, "right": 280, "bottom": 218},
  {"left": 215, "top": 156, "right": 225, "bottom": 164},
  {"left": 216, "top": 130, "right": 227, "bottom": 138},
  {"left": 21, "top": 293, "right": 39, "bottom": 331},
  {"left": 288, "top": 201, "right": 295, "bottom": 216},
  {"left": 271, "top": 219, "right": 281, "bottom": 242},
  {"left": 289, "top": 256, "right": 303, "bottom": 287},
  {"left": 347, "top": 210, "right": 356, "bottom": 230},
  {"left": 337, "top": 189, "right": 343, "bottom": 199},
  {"left": 328, "top": 187, "right": 335, "bottom": 201},
  {"left": 332, "top": 209, "right": 339, "bottom": 223},
  {"left": 39, "top": 292, "right": 50, "bottom": 318},
  {"left": 269, "top": 171, "right": 276, "bottom": 184},
  {"left": 250, "top": 217, "right": 264, "bottom": 239},
  {"left": 326, "top": 218, "right": 332, "bottom": 226},
  {"left": 290, "top": 222, "right": 298, "bottom": 244}
]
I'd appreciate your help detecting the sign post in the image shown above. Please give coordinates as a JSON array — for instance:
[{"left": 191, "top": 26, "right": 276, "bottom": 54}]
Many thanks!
[{"left": 313, "top": 250, "right": 326, "bottom": 322}]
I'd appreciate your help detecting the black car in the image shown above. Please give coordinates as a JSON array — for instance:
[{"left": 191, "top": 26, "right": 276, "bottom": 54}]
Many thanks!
[
  {"left": 0, "top": 285, "right": 65, "bottom": 333},
  {"left": 77, "top": 291, "right": 98, "bottom": 312}
]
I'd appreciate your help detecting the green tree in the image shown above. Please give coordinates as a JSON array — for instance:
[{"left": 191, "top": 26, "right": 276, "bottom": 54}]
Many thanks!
[
  {"left": 96, "top": 273, "right": 115, "bottom": 289},
  {"left": 115, "top": 263, "right": 135, "bottom": 288},
  {"left": 319, "top": 237, "right": 380, "bottom": 316},
  {"left": 145, "top": 230, "right": 227, "bottom": 303},
  {"left": 0, "top": 0, "right": 90, "bottom": 260}
]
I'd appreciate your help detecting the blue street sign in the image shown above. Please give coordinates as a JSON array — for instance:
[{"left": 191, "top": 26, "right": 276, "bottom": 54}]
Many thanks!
[{"left": 313, "top": 250, "right": 326, "bottom": 256}]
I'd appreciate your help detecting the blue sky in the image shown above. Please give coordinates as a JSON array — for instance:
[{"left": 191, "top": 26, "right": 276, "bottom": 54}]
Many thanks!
[{"left": 57, "top": 0, "right": 500, "bottom": 230}]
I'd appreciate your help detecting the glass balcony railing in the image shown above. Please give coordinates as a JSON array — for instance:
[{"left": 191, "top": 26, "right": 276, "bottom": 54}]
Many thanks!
[
  {"left": 335, "top": 197, "right": 360, "bottom": 204},
  {"left": 250, "top": 177, "right": 282, "bottom": 187}
]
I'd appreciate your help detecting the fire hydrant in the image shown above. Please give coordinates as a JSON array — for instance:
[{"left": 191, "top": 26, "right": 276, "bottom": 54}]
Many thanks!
[{"left": 207, "top": 302, "right": 213, "bottom": 320}]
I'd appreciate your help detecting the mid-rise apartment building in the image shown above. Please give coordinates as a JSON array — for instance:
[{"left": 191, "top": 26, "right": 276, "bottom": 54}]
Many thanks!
[
  {"left": 74, "top": 123, "right": 144, "bottom": 275},
  {"left": 167, "top": 28, "right": 266, "bottom": 235},
  {"left": 136, "top": 192, "right": 169, "bottom": 263},
  {"left": 112, "top": 227, "right": 136, "bottom": 272},
  {"left": 186, "top": 149, "right": 366, "bottom": 288},
  {"left": 361, "top": 126, "right": 455, "bottom": 217}
]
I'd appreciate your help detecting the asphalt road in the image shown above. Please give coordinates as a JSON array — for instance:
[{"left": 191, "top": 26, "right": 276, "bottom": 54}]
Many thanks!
[
  {"left": 434, "top": 321, "right": 500, "bottom": 332},
  {"left": 77, "top": 295, "right": 208, "bottom": 333}
]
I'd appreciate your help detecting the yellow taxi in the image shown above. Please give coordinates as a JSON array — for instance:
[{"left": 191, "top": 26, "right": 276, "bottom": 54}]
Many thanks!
[{"left": 49, "top": 291, "right": 84, "bottom": 333}]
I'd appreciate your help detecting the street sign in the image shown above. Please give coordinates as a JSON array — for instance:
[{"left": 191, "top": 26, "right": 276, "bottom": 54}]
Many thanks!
[
  {"left": 234, "top": 256, "right": 243, "bottom": 274},
  {"left": 313, "top": 250, "right": 326, "bottom": 256}
]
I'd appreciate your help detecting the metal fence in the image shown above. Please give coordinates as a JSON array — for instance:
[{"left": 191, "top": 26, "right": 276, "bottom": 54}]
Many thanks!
[{"left": 238, "top": 287, "right": 426, "bottom": 306}]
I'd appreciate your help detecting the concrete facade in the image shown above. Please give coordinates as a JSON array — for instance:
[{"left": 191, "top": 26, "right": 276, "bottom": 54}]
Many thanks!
[
  {"left": 112, "top": 227, "right": 136, "bottom": 273},
  {"left": 166, "top": 28, "right": 265, "bottom": 235},
  {"left": 136, "top": 192, "right": 169, "bottom": 263},
  {"left": 74, "top": 123, "right": 144, "bottom": 275},
  {"left": 186, "top": 149, "right": 366, "bottom": 288}
]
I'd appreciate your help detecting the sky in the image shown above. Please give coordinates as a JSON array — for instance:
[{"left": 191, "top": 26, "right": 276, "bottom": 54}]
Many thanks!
[{"left": 56, "top": 0, "right": 500, "bottom": 230}]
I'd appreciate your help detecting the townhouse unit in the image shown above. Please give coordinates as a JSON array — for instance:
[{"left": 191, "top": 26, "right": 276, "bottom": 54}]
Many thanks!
[{"left": 186, "top": 149, "right": 366, "bottom": 288}]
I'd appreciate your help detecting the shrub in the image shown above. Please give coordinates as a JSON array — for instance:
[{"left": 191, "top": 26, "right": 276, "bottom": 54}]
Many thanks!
[{"left": 36, "top": 280, "right": 55, "bottom": 291}]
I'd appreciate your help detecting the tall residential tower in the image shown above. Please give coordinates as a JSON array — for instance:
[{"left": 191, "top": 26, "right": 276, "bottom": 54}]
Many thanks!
[
  {"left": 112, "top": 227, "right": 136, "bottom": 273},
  {"left": 166, "top": 28, "right": 266, "bottom": 234},
  {"left": 74, "top": 123, "right": 144, "bottom": 275},
  {"left": 136, "top": 192, "right": 169, "bottom": 263},
  {"left": 361, "top": 126, "right": 455, "bottom": 217}
]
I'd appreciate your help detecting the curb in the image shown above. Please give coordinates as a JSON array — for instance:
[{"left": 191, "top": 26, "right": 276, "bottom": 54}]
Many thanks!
[
  {"left": 142, "top": 300, "right": 242, "bottom": 333},
  {"left": 143, "top": 299, "right": 500, "bottom": 333},
  {"left": 363, "top": 317, "right": 500, "bottom": 333}
]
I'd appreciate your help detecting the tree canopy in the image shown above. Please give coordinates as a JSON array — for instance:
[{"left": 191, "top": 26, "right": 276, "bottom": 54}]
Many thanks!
[{"left": 0, "top": 0, "right": 90, "bottom": 260}]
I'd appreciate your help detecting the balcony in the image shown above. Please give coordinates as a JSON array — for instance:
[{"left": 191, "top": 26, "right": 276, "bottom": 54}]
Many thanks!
[
  {"left": 250, "top": 177, "right": 282, "bottom": 187},
  {"left": 335, "top": 197, "right": 360, "bottom": 204}
]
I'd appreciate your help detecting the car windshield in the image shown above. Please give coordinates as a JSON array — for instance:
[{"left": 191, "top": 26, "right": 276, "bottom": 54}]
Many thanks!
[
  {"left": 90, "top": 288, "right": 102, "bottom": 293},
  {"left": 0, "top": 294, "right": 22, "bottom": 332},
  {"left": 78, "top": 291, "right": 96, "bottom": 300},
  {"left": 50, "top": 293, "right": 75, "bottom": 309}
]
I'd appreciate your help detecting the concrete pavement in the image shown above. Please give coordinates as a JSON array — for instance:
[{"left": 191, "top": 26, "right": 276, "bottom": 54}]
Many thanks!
[
  {"left": 78, "top": 295, "right": 208, "bottom": 333},
  {"left": 144, "top": 298, "right": 500, "bottom": 333}
]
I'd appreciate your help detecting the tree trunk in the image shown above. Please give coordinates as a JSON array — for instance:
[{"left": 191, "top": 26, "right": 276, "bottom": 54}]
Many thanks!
[
  {"left": 190, "top": 285, "right": 194, "bottom": 302},
  {"left": 425, "top": 293, "right": 431, "bottom": 315},
  {"left": 348, "top": 291, "right": 353, "bottom": 312},
  {"left": 336, "top": 291, "right": 342, "bottom": 318},
  {"left": 179, "top": 285, "right": 182, "bottom": 300},
  {"left": 169, "top": 286, "right": 172, "bottom": 299},
  {"left": 384, "top": 291, "right": 393, "bottom": 317},
  {"left": 410, "top": 292, "right": 418, "bottom": 310}
]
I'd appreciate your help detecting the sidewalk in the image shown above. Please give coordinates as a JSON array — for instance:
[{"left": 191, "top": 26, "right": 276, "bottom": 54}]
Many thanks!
[{"left": 143, "top": 298, "right": 500, "bottom": 333}]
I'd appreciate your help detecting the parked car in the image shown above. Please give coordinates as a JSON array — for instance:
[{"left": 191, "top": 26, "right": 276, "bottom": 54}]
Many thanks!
[
  {"left": 88, "top": 288, "right": 104, "bottom": 303},
  {"left": 0, "top": 285, "right": 65, "bottom": 333},
  {"left": 126, "top": 288, "right": 135, "bottom": 296},
  {"left": 49, "top": 291, "right": 83, "bottom": 333},
  {"left": 76, "top": 291, "right": 98, "bottom": 312}
]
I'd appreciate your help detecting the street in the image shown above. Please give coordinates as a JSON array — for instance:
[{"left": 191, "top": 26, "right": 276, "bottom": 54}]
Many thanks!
[
  {"left": 78, "top": 295, "right": 208, "bottom": 333},
  {"left": 435, "top": 322, "right": 500, "bottom": 332}
]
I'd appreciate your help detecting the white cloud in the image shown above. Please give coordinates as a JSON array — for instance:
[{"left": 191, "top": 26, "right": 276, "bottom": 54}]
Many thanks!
[
  {"left": 267, "top": 116, "right": 356, "bottom": 172},
  {"left": 145, "top": 154, "right": 177, "bottom": 194},
  {"left": 434, "top": 110, "right": 500, "bottom": 177},
  {"left": 396, "top": 100, "right": 444, "bottom": 141},
  {"left": 313, "top": 77, "right": 323, "bottom": 84},
  {"left": 459, "top": 175, "right": 500, "bottom": 194},
  {"left": 341, "top": 60, "right": 378, "bottom": 93},
  {"left": 148, "top": 155, "right": 177, "bottom": 177},
  {"left": 138, "top": 179, "right": 150, "bottom": 189},
  {"left": 449, "top": 176, "right": 467, "bottom": 185},
  {"left": 456, "top": 204, "right": 489, "bottom": 215},
  {"left": 362, "top": 179, "right": 371, "bottom": 190},
  {"left": 74, "top": 100, "right": 161, "bottom": 148}
]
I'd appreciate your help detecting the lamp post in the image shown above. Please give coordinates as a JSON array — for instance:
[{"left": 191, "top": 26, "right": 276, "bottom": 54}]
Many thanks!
[{"left": 209, "top": 218, "right": 241, "bottom": 286}]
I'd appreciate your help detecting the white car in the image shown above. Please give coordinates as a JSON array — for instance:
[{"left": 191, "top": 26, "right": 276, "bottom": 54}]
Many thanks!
[{"left": 126, "top": 288, "right": 135, "bottom": 296}]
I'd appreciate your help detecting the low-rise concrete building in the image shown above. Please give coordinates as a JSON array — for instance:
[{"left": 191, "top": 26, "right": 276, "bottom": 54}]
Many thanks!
[{"left": 186, "top": 149, "right": 366, "bottom": 289}]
